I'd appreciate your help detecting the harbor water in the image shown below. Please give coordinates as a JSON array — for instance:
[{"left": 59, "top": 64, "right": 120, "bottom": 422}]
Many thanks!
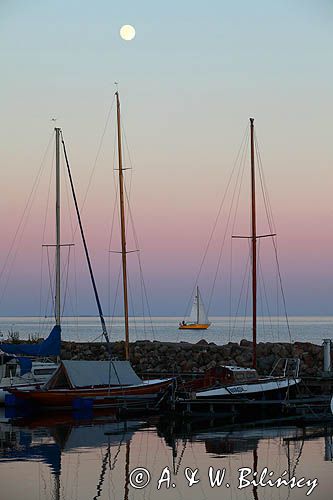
[{"left": 0, "top": 411, "right": 332, "bottom": 500}]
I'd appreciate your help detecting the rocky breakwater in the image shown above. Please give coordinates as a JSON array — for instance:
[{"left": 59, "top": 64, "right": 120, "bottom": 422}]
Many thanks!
[{"left": 61, "top": 339, "right": 327, "bottom": 377}]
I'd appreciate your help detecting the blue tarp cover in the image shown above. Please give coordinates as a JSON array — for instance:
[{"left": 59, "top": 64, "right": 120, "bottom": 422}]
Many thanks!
[
  {"left": 0, "top": 325, "right": 61, "bottom": 357},
  {"left": 17, "top": 357, "right": 33, "bottom": 375}
]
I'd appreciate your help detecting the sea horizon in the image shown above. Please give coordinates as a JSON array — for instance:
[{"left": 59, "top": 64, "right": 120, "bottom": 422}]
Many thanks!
[{"left": 1, "top": 315, "right": 332, "bottom": 346}]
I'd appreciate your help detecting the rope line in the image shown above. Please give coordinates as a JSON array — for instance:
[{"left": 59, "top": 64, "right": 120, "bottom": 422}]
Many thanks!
[
  {"left": 207, "top": 128, "right": 250, "bottom": 315},
  {"left": 0, "top": 131, "right": 54, "bottom": 307},
  {"left": 182, "top": 124, "right": 249, "bottom": 320}
]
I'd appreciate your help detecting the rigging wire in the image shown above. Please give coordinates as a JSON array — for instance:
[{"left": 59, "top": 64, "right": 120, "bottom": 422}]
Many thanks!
[
  {"left": 108, "top": 265, "right": 122, "bottom": 338},
  {"left": 207, "top": 128, "right": 250, "bottom": 314},
  {"left": 228, "top": 234, "right": 233, "bottom": 338},
  {"left": 230, "top": 246, "right": 251, "bottom": 340},
  {"left": 72, "top": 242, "right": 80, "bottom": 340},
  {"left": 74, "top": 96, "right": 116, "bottom": 231},
  {"left": 113, "top": 117, "right": 140, "bottom": 338},
  {"left": 227, "top": 129, "right": 250, "bottom": 338},
  {"left": 122, "top": 118, "right": 156, "bottom": 339},
  {"left": 46, "top": 246, "right": 56, "bottom": 318},
  {"left": 110, "top": 105, "right": 157, "bottom": 338},
  {"left": 40, "top": 259, "right": 53, "bottom": 331},
  {"left": 207, "top": 127, "right": 250, "bottom": 317},
  {"left": 63, "top": 150, "right": 76, "bottom": 240},
  {"left": 60, "top": 131, "right": 111, "bottom": 346},
  {"left": 108, "top": 116, "right": 134, "bottom": 338},
  {"left": 61, "top": 246, "right": 72, "bottom": 317},
  {"left": 108, "top": 121, "right": 120, "bottom": 331},
  {"left": 121, "top": 121, "right": 135, "bottom": 199},
  {"left": 38, "top": 247, "right": 45, "bottom": 338},
  {"left": 124, "top": 184, "right": 157, "bottom": 339},
  {"left": 242, "top": 248, "right": 251, "bottom": 340},
  {"left": 38, "top": 145, "right": 55, "bottom": 335},
  {"left": 255, "top": 132, "right": 277, "bottom": 232},
  {"left": 182, "top": 124, "right": 250, "bottom": 320},
  {"left": 127, "top": 276, "right": 138, "bottom": 339},
  {"left": 276, "top": 254, "right": 280, "bottom": 341},
  {"left": 254, "top": 132, "right": 292, "bottom": 343},
  {"left": 62, "top": 252, "right": 80, "bottom": 341},
  {"left": 0, "top": 131, "right": 54, "bottom": 308},
  {"left": 61, "top": 147, "right": 79, "bottom": 336},
  {"left": 257, "top": 239, "right": 275, "bottom": 340},
  {"left": 257, "top": 240, "right": 266, "bottom": 340}
]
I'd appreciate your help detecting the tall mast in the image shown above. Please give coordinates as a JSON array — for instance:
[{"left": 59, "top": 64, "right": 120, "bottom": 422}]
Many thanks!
[
  {"left": 115, "top": 91, "right": 130, "bottom": 361},
  {"left": 196, "top": 286, "right": 199, "bottom": 324},
  {"left": 250, "top": 118, "right": 257, "bottom": 369},
  {"left": 55, "top": 127, "right": 61, "bottom": 327}
]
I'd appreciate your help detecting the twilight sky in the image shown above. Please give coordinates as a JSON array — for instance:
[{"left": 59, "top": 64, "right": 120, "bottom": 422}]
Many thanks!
[{"left": 0, "top": 0, "right": 332, "bottom": 317}]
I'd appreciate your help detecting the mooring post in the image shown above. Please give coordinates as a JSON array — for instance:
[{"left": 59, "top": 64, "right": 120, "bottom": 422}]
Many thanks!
[{"left": 323, "top": 339, "right": 331, "bottom": 374}]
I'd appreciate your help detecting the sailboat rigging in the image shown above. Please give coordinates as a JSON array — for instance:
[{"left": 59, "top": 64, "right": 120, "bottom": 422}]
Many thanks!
[
  {"left": 181, "top": 118, "right": 300, "bottom": 401},
  {"left": 0, "top": 128, "right": 67, "bottom": 402},
  {"left": 232, "top": 118, "right": 276, "bottom": 369},
  {"left": 115, "top": 91, "right": 130, "bottom": 360},
  {"left": 9, "top": 94, "right": 174, "bottom": 409},
  {"left": 60, "top": 131, "right": 110, "bottom": 348}
]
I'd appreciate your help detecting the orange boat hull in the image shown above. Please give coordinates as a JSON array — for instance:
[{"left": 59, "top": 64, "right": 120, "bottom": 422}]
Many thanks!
[{"left": 178, "top": 324, "right": 210, "bottom": 330}]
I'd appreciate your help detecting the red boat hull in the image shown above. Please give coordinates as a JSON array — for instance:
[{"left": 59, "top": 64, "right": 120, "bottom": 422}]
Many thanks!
[{"left": 8, "top": 378, "right": 173, "bottom": 409}]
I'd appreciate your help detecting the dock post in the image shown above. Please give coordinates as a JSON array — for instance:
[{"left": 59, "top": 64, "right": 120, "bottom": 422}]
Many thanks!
[{"left": 323, "top": 339, "right": 331, "bottom": 373}]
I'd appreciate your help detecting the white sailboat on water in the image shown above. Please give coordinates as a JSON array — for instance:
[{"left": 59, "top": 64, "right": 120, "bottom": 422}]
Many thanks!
[{"left": 179, "top": 286, "right": 211, "bottom": 330}]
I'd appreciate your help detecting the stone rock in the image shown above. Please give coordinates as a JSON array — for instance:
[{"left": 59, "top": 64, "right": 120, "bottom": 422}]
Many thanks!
[
  {"left": 60, "top": 338, "right": 324, "bottom": 377},
  {"left": 196, "top": 339, "right": 209, "bottom": 345},
  {"left": 240, "top": 339, "right": 253, "bottom": 347}
]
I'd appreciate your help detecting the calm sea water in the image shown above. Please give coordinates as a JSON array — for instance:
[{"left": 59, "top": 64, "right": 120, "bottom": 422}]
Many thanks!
[
  {"left": 0, "top": 411, "right": 332, "bottom": 500},
  {"left": 0, "top": 316, "right": 333, "bottom": 345},
  {"left": 1, "top": 317, "right": 333, "bottom": 499}
]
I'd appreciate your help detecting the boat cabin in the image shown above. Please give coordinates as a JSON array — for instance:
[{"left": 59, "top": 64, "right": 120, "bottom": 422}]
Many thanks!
[
  {"left": 45, "top": 360, "right": 143, "bottom": 390},
  {"left": 184, "top": 365, "right": 258, "bottom": 392},
  {"left": 0, "top": 357, "right": 57, "bottom": 384}
]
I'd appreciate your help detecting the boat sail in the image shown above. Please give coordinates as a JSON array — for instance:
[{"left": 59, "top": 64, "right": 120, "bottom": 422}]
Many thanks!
[{"left": 179, "top": 286, "right": 211, "bottom": 330}]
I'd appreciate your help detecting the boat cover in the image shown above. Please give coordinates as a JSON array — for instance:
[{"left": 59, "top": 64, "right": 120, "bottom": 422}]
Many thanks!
[
  {"left": 17, "top": 357, "right": 33, "bottom": 375},
  {"left": 45, "top": 360, "right": 143, "bottom": 389},
  {"left": 0, "top": 325, "right": 61, "bottom": 357}
]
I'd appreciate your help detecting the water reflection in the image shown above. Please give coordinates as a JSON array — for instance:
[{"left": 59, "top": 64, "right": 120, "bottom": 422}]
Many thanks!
[{"left": 0, "top": 409, "right": 332, "bottom": 500}]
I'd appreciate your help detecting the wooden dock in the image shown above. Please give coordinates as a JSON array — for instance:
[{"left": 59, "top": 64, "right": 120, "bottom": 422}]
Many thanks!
[{"left": 172, "top": 395, "right": 332, "bottom": 423}]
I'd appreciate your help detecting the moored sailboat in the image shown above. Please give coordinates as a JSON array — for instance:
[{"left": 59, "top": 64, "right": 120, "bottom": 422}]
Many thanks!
[
  {"left": 0, "top": 128, "right": 66, "bottom": 403},
  {"left": 183, "top": 118, "right": 301, "bottom": 401},
  {"left": 179, "top": 286, "right": 211, "bottom": 330},
  {"left": 7, "top": 360, "right": 173, "bottom": 409},
  {"left": 0, "top": 331, "right": 59, "bottom": 403},
  {"left": 9, "top": 94, "right": 174, "bottom": 409}
]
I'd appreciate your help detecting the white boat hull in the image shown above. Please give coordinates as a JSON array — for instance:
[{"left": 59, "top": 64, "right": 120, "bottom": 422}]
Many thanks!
[
  {"left": 196, "top": 377, "right": 301, "bottom": 399},
  {"left": 0, "top": 361, "right": 58, "bottom": 404}
]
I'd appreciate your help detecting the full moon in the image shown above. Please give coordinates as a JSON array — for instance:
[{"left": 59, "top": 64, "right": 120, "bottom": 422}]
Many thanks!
[{"left": 120, "top": 25, "right": 136, "bottom": 41}]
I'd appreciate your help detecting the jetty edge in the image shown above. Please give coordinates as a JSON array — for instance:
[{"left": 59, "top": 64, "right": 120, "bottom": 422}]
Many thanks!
[{"left": 60, "top": 339, "right": 328, "bottom": 379}]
